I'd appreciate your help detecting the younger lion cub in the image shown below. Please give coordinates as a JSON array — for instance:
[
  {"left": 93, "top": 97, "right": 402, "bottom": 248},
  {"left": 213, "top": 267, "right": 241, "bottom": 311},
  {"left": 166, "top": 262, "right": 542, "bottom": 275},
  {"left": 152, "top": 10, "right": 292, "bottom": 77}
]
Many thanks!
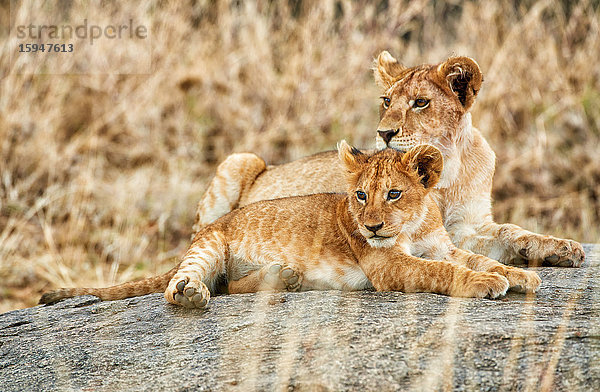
[{"left": 40, "top": 142, "right": 540, "bottom": 308}]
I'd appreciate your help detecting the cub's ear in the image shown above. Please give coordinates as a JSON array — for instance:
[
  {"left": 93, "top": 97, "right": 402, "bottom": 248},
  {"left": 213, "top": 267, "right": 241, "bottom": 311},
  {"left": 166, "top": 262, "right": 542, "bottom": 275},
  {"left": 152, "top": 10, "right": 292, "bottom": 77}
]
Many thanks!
[
  {"left": 338, "top": 140, "right": 368, "bottom": 173},
  {"left": 436, "top": 56, "right": 482, "bottom": 111},
  {"left": 373, "top": 51, "right": 406, "bottom": 90},
  {"left": 401, "top": 144, "right": 444, "bottom": 189}
]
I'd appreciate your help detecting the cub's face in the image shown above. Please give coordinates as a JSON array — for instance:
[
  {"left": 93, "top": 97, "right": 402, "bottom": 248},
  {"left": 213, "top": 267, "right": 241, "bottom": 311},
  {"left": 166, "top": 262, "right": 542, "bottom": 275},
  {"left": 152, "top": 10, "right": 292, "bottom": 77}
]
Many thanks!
[
  {"left": 338, "top": 141, "right": 443, "bottom": 248},
  {"left": 373, "top": 51, "right": 483, "bottom": 153}
]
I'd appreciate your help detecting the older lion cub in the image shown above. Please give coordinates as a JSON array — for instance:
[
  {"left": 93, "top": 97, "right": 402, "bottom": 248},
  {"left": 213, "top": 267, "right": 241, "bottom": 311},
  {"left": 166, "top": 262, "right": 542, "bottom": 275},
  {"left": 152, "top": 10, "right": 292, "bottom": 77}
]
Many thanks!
[{"left": 40, "top": 142, "right": 540, "bottom": 308}]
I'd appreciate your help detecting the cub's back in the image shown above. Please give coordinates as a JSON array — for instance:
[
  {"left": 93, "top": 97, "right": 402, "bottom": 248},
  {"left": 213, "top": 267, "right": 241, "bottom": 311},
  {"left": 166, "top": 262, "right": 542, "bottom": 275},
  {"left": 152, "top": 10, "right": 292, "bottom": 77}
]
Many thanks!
[{"left": 239, "top": 151, "right": 345, "bottom": 206}]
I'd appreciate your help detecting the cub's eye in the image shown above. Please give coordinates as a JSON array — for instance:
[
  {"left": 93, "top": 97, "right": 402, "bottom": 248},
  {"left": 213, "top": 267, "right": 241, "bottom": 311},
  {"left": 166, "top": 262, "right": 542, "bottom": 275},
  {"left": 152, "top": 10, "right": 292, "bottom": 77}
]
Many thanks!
[
  {"left": 413, "top": 98, "right": 430, "bottom": 108},
  {"left": 381, "top": 97, "right": 391, "bottom": 109},
  {"left": 356, "top": 191, "right": 367, "bottom": 202},
  {"left": 387, "top": 189, "right": 402, "bottom": 200}
]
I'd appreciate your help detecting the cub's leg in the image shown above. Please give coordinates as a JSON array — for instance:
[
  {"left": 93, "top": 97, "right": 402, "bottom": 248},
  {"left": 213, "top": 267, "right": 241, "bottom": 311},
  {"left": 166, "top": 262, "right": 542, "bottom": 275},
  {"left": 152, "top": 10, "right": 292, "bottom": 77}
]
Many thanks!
[
  {"left": 445, "top": 247, "right": 541, "bottom": 293},
  {"left": 165, "top": 231, "right": 228, "bottom": 309},
  {"left": 359, "top": 251, "right": 509, "bottom": 299},
  {"left": 495, "top": 223, "right": 585, "bottom": 267},
  {"left": 192, "top": 153, "right": 266, "bottom": 238},
  {"left": 228, "top": 263, "right": 303, "bottom": 294},
  {"left": 445, "top": 204, "right": 585, "bottom": 267},
  {"left": 461, "top": 222, "right": 586, "bottom": 267}
]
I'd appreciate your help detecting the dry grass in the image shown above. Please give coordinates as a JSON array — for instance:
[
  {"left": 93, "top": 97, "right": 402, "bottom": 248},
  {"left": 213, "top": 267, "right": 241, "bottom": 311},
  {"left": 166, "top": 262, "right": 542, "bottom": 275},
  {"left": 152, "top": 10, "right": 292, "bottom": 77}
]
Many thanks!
[{"left": 0, "top": 0, "right": 598, "bottom": 312}]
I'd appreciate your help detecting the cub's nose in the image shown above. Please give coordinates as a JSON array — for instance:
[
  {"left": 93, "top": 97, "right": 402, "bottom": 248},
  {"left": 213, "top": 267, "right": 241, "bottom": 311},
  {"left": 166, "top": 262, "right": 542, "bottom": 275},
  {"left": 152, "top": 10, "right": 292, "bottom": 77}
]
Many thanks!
[
  {"left": 365, "top": 223, "right": 384, "bottom": 233},
  {"left": 377, "top": 129, "right": 399, "bottom": 145}
]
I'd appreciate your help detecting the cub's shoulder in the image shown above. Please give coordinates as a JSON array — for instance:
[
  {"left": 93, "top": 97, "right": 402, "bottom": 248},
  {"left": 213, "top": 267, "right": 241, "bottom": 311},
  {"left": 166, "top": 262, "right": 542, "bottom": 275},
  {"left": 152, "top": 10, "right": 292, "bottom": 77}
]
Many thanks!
[
  {"left": 240, "top": 193, "right": 346, "bottom": 212},
  {"left": 272, "top": 148, "right": 374, "bottom": 168}
]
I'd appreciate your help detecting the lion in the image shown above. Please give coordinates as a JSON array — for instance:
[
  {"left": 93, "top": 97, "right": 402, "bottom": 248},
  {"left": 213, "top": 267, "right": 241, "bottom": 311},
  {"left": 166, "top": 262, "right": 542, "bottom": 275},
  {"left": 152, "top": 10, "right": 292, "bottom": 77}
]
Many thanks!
[
  {"left": 193, "top": 51, "right": 585, "bottom": 268},
  {"left": 40, "top": 142, "right": 540, "bottom": 308}
]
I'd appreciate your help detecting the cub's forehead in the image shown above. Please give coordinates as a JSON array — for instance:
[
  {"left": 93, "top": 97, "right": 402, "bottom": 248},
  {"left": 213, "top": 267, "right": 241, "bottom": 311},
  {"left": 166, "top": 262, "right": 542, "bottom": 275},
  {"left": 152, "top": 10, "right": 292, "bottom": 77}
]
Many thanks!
[
  {"left": 357, "top": 156, "right": 414, "bottom": 189},
  {"left": 388, "top": 66, "right": 441, "bottom": 96}
]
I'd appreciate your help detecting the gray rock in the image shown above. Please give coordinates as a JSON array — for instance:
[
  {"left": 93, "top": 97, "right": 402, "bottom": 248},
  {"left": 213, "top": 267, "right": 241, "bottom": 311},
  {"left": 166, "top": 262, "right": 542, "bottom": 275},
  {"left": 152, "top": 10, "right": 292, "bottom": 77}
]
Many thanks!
[{"left": 1, "top": 244, "right": 599, "bottom": 392}]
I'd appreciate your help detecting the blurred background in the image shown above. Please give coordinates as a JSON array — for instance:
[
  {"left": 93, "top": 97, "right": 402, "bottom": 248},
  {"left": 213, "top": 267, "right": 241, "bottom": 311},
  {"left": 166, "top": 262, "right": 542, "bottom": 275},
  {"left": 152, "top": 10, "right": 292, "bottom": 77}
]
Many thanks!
[{"left": 1, "top": 0, "right": 599, "bottom": 312}]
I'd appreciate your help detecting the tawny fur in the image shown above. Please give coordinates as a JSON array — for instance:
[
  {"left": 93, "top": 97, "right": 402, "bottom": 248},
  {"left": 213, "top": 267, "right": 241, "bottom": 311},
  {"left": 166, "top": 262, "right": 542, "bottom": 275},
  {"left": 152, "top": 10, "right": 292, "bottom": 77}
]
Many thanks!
[
  {"left": 39, "top": 266, "right": 179, "bottom": 304},
  {"left": 193, "top": 52, "right": 585, "bottom": 267},
  {"left": 165, "top": 142, "right": 538, "bottom": 309},
  {"left": 40, "top": 143, "right": 541, "bottom": 308}
]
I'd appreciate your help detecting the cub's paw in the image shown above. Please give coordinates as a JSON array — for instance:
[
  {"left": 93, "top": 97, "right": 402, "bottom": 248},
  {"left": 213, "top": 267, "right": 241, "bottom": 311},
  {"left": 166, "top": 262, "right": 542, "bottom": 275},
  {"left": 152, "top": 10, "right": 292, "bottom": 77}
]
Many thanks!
[
  {"left": 462, "top": 272, "right": 509, "bottom": 299},
  {"left": 165, "top": 278, "right": 210, "bottom": 309},
  {"left": 510, "top": 234, "right": 585, "bottom": 268},
  {"left": 490, "top": 266, "right": 541, "bottom": 293},
  {"left": 264, "top": 263, "right": 303, "bottom": 292}
]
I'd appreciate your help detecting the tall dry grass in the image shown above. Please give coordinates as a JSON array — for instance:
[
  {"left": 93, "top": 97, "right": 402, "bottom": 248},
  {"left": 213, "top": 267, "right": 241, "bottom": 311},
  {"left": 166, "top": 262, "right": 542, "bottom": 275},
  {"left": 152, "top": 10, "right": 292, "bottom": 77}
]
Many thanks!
[{"left": 0, "top": 0, "right": 598, "bottom": 312}]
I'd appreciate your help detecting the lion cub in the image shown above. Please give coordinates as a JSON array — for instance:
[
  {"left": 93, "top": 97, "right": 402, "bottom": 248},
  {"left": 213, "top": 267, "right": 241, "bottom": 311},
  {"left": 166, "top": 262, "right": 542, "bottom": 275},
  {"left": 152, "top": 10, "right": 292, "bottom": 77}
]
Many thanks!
[{"left": 40, "top": 142, "right": 540, "bottom": 308}]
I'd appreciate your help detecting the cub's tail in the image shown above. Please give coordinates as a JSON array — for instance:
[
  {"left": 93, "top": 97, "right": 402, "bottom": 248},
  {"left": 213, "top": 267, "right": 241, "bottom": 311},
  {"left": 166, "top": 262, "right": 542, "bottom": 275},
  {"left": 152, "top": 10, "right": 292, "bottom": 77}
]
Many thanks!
[{"left": 39, "top": 265, "right": 179, "bottom": 305}]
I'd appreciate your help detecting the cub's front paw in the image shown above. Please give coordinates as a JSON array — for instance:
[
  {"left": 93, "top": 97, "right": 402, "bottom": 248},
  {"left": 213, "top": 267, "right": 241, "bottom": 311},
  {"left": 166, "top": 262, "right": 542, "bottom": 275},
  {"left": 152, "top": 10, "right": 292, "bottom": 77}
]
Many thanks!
[
  {"left": 460, "top": 271, "right": 509, "bottom": 299},
  {"left": 165, "top": 277, "right": 210, "bottom": 309},
  {"left": 514, "top": 235, "right": 585, "bottom": 268},
  {"left": 490, "top": 266, "right": 541, "bottom": 293}
]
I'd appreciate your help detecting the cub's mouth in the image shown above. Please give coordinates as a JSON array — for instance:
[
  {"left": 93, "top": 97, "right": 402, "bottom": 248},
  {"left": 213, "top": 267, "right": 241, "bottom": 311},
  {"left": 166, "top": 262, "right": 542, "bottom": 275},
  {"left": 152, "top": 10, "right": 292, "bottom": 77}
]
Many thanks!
[
  {"left": 365, "top": 233, "right": 397, "bottom": 248},
  {"left": 369, "top": 235, "right": 391, "bottom": 240}
]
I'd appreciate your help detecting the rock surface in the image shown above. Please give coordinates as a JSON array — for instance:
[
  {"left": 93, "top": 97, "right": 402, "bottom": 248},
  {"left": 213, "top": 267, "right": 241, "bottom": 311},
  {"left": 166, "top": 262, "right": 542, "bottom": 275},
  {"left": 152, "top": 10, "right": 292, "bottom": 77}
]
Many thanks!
[{"left": 1, "top": 244, "right": 599, "bottom": 391}]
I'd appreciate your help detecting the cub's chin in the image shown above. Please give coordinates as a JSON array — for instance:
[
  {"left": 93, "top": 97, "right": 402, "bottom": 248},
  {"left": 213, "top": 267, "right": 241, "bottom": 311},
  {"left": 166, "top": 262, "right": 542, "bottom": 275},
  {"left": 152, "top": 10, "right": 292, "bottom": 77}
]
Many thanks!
[{"left": 366, "top": 236, "right": 397, "bottom": 249}]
